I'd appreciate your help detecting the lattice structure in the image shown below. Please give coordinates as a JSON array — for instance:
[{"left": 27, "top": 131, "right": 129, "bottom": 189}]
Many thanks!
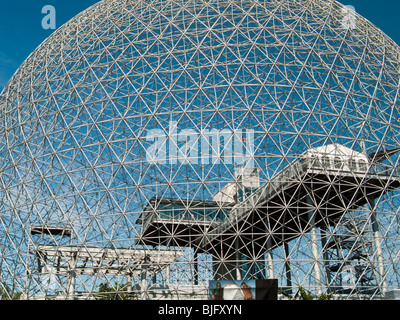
[{"left": 1, "top": 0, "right": 400, "bottom": 300}]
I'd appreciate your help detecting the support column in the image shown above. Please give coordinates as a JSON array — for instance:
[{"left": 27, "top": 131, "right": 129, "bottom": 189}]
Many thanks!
[
  {"left": 284, "top": 242, "right": 292, "bottom": 294},
  {"left": 213, "top": 244, "right": 241, "bottom": 281},
  {"left": 140, "top": 266, "right": 149, "bottom": 300},
  {"left": 235, "top": 237, "right": 242, "bottom": 281},
  {"left": 24, "top": 240, "right": 32, "bottom": 300},
  {"left": 194, "top": 251, "right": 199, "bottom": 285},
  {"left": 66, "top": 253, "right": 77, "bottom": 300},
  {"left": 368, "top": 196, "right": 388, "bottom": 294},
  {"left": 307, "top": 196, "right": 322, "bottom": 296},
  {"left": 320, "top": 225, "right": 332, "bottom": 292},
  {"left": 266, "top": 236, "right": 274, "bottom": 279},
  {"left": 127, "top": 272, "right": 132, "bottom": 293}
]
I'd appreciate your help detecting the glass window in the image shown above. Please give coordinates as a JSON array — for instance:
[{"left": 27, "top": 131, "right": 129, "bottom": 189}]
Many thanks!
[
  {"left": 349, "top": 160, "right": 357, "bottom": 171},
  {"left": 321, "top": 156, "right": 331, "bottom": 168},
  {"left": 358, "top": 159, "right": 368, "bottom": 172},
  {"left": 334, "top": 157, "right": 342, "bottom": 169}
]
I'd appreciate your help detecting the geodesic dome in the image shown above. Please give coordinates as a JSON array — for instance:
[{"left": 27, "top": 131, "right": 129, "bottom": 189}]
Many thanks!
[{"left": 1, "top": 0, "right": 400, "bottom": 300}]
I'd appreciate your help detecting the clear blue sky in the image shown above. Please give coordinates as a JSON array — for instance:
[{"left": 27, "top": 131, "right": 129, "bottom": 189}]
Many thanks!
[{"left": 0, "top": 0, "right": 399, "bottom": 91}]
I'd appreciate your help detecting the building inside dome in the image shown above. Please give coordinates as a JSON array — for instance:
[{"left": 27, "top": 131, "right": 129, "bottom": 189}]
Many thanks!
[{"left": 1, "top": 0, "right": 400, "bottom": 300}]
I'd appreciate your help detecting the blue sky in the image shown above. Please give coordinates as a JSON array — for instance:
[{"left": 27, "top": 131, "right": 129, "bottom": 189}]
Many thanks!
[{"left": 0, "top": 0, "right": 399, "bottom": 92}]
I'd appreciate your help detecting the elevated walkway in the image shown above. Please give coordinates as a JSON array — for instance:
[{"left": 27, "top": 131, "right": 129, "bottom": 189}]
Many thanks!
[
  {"left": 26, "top": 225, "right": 183, "bottom": 300},
  {"left": 136, "top": 198, "right": 231, "bottom": 247},
  {"left": 198, "top": 156, "right": 400, "bottom": 252},
  {"left": 138, "top": 145, "right": 400, "bottom": 255},
  {"left": 33, "top": 245, "right": 181, "bottom": 276}
]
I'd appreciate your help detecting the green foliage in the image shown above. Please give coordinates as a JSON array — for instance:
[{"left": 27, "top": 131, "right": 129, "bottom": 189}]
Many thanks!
[
  {"left": 280, "top": 286, "right": 333, "bottom": 300},
  {"left": 295, "top": 286, "right": 314, "bottom": 300},
  {"left": 317, "top": 292, "right": 332, "bottom": 300},
  {"left": 95, "top": 282, "right": 136, "bottom": 300},
  {"left": 0, "top": 285, "right": 22, "bottom": 300}
]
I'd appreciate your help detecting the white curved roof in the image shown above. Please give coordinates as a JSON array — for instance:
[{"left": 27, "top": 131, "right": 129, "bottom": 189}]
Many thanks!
[{"left": 304, "top": 144, "right": 368, "bottom": 161}]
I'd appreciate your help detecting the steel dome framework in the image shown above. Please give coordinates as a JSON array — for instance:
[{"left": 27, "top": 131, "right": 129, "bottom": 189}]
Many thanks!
[{"left": 1, "top": 0, "right": 400, "bottom": 300}]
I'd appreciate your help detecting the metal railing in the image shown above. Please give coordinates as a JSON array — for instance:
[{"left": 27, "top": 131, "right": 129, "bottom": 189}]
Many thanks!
[{"left": 207, "top": 158, "right": 400, "bottom": 241}]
